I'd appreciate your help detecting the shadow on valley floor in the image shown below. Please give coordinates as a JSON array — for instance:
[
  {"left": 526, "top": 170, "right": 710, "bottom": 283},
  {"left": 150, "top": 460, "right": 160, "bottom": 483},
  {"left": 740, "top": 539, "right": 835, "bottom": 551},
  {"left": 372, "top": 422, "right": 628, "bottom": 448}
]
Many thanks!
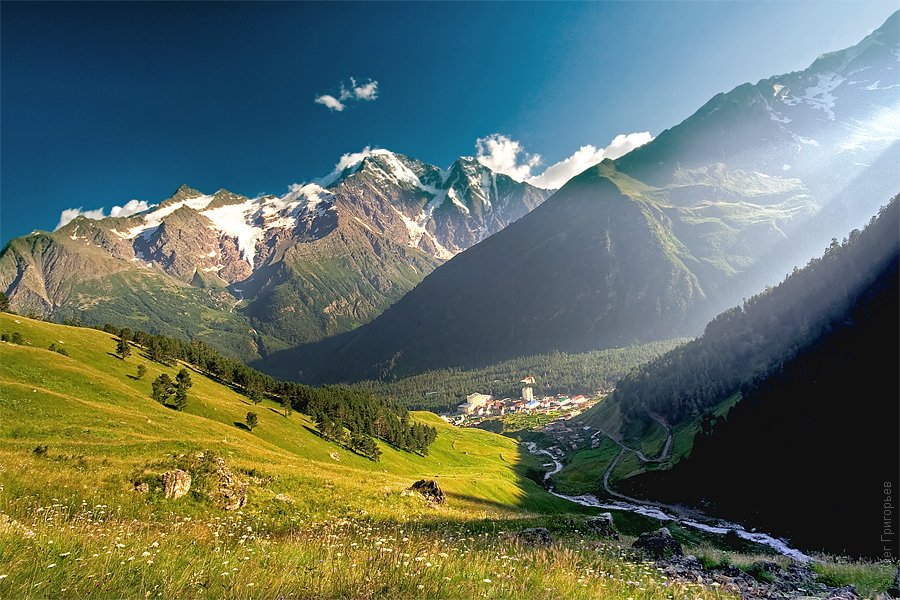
[{"left": 251, "top": 329, "right": 357, "bottom": 385}]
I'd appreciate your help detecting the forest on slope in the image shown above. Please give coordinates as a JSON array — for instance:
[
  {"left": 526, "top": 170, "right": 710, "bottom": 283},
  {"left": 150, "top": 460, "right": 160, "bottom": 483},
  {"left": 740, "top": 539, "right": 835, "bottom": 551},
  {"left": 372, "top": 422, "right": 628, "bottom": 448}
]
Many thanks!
[
  {"left": 353, "top": 339, "right": 689, "bottom": 413},
  {"left": 588, "top": 195, "right": 899, "bottom": 433},
  {"left": 590, "top": 195, "right": 899, "bottom": 558}
]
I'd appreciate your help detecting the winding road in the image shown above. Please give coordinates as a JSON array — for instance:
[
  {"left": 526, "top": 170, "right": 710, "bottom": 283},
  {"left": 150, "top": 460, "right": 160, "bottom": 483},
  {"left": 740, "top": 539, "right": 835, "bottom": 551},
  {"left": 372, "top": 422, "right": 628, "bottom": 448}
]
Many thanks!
[
  {"left": 596, "top": 411, "right": 685, "bottom": 513},
  {"left": 523, "top": 412, "right": 814, "bottom": 562}
]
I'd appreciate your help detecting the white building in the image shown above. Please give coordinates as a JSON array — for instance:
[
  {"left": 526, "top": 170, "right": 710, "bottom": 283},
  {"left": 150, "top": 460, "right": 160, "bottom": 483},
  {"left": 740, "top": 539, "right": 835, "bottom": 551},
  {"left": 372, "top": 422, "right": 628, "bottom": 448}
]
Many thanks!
[{"left": 457, "top": 393, "right": 492, "bottom": 415}]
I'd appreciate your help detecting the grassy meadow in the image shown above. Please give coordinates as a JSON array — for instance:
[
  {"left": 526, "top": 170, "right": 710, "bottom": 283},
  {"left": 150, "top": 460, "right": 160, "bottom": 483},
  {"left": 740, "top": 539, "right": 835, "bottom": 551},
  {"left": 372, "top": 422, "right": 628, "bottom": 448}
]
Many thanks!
[
  {"left": 0, "top": 313, "right": 889, "bottom": 599},
  {"left": 0, "top": 313, "right": 740, "bottom": 599}
]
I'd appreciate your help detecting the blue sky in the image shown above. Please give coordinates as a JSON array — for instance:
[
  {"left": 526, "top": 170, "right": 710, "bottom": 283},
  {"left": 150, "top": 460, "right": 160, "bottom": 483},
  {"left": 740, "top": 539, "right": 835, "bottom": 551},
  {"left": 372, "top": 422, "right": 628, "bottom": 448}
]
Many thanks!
[{"left": 1, "top": 1, "right": 897, "bottom": 244}]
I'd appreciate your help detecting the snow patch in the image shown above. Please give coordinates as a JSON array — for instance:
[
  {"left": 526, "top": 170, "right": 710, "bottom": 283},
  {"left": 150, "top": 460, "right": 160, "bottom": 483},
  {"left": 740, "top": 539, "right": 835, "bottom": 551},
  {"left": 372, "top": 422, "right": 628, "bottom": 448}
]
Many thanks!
[
  {"left": 865, "top": 80, "right": 900, "bottom": 91},
  {"left": 351, "top": 216, "right": 375, "bottom": 233},
  {"left": 797, "top": 72, "right": 845, "bottom": 120},
  {"left": 201, "top": 203, "right": 263, "bottom": 267},
  {"left": 388, "top": 206, "right": 455, "bottom": 259},
  {"left": 446, "top": 189, "right": 470, "bottom": 214}
]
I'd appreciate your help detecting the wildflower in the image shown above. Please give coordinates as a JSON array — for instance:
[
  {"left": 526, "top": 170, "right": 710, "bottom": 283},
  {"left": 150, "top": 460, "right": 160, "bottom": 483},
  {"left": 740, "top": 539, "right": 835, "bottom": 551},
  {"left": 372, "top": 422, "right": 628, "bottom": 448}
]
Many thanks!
[{"left": 483, "top": 579, "right": 492, "bottom": 583}]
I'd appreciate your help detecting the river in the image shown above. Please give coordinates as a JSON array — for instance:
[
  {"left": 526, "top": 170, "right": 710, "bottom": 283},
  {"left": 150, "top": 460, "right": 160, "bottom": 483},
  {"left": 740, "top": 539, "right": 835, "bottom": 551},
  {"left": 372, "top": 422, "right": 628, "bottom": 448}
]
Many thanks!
[{"left": 523, "top": 441, "right": 813, "bottom": 563}]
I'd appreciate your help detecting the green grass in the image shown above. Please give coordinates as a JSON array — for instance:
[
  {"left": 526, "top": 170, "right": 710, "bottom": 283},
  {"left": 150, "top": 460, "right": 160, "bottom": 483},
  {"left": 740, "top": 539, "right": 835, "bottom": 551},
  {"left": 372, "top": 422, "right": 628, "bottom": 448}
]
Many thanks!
[
  {"left": 812, "top": 558, "right": 898, "bottom": 598},
  {"left": 0, "top": 314, "right": 733, "bottom": 599},
  {"left": 2, "top": 313, "right": 890, "bottom": 599},
  {"left": 551, "top": 438, "right": 621, "bottom": 496}
]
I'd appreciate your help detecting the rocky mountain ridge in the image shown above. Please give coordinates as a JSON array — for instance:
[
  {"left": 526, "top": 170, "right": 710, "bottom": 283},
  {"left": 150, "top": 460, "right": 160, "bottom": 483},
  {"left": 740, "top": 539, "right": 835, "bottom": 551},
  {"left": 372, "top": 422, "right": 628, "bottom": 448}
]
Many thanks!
[
  {"left": 271, "top": 10, "right": 899, "bottom": 383},
  {"left": 0, "top": 151, "right": 551, "bottom": 361}
]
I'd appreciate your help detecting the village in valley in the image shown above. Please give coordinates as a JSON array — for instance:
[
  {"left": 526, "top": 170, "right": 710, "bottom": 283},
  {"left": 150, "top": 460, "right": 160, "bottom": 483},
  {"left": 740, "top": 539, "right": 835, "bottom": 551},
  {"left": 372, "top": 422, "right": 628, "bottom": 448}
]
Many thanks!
[{"left": 440, "top": 377, "right": 611, "bottom": 453}]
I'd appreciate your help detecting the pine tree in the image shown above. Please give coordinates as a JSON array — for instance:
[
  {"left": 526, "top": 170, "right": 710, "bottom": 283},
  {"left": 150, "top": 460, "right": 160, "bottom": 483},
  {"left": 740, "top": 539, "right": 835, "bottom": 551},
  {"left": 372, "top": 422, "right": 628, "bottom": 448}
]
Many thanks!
[
  {"left": 151, "top": 374, "right": 174, "bottom": 404},
  {"left": 116, "top": 336, "right": 131, "bottom": 359},
  {"left": 176, "top": 368, "right": 193, "bottom": 390},
  {"left": 173, "top": 387, "right": 187, "bottom": 411},
  {"left": 136, "top": 364, "right": 147, "bottom": 380},
  {"left": 246, "top": 411, "right": 258, "bottom": 431}
]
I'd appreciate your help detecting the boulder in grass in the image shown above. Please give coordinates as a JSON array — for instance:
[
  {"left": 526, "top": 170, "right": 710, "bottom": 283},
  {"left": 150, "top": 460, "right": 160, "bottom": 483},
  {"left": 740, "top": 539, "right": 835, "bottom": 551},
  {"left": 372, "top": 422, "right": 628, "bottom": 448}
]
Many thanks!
[
  {"left": 406, "top": 479, "right": 445, "bottom": 504},
  {"left": 632, "top": 527, "right": 683, "bottom": 559},
  {"left": 585, "top": 513, "right": 619, "bottom": 539},
  {"left": 503, "top": 527, "right": 553, "bottom": 546},
  {"left": 211, "top": 457, "right": 247, "bottom": 511},
  {"left": 161, "top": 469, "right": 191, "bottom": 500}
]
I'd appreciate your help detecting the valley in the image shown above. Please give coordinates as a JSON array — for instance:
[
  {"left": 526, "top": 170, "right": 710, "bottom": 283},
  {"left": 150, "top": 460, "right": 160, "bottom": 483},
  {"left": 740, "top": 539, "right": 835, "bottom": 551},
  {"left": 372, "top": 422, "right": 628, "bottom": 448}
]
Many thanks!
[
  {"left": 2, "top": 312, "right": 894, "bottom": 600},
  {"left": 1, "top": 5, "right": 898, "bottom": 599}
]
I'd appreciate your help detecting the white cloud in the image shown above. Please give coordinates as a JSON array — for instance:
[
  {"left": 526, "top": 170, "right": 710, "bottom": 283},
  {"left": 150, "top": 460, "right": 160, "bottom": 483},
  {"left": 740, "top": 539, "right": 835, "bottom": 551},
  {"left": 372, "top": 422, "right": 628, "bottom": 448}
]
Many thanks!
[
  {"left": 342, "top": 77, "right": 378, "bottom": 101},
  {"left": 526, "top": 132, "right": 653, "bottom": 189},
  {"left": 313, "top": 146, "right": 385, "bottom": 187},
  {"left": 474, "top": 132, "right": 653, "bottom": 189},
  {"left": 55, "top": 199, "right": 153, "bottom": 230},
  {"left": 316, "top": 77, "right": 379, "bottom": 112},
  {"left": 315, "top": 94, "right": 345, "bottom": 112},
  {"left": 475, "top": 134, "right": 542, "bottom": 181}
]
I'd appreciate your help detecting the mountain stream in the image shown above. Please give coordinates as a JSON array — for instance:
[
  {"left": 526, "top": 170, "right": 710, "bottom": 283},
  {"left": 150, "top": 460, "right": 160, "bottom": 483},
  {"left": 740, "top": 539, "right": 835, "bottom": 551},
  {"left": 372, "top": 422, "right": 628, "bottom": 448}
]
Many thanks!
[{"left": 523, "top": 441, "right": 813, "bottom": 562}]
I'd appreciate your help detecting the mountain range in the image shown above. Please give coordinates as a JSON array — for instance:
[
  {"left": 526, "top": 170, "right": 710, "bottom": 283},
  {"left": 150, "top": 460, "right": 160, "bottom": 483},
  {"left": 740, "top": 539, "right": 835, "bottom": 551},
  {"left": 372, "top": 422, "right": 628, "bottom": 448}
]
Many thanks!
[
  {"left": 272, "top": 11, "right": 899, "bottom": 383},
  {"left": 1, "top": 12, "right": 897, "bottom": 384},
  {"left": 0, "top": 152, "right": 551, "bottom": 362}
]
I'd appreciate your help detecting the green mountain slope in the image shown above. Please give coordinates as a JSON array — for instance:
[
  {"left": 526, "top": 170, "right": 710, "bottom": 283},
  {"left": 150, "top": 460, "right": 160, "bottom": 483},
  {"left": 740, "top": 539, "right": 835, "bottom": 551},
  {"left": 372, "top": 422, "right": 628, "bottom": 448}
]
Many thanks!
[
  {"left": 277, "top": 13, "right": 899, "bottom": 383},
  {"left": 555, "top": 196, "right": 899, "bottom": 556},
  {"left": 0, "top": 290, "right": 887, "bottom": 599},
  {"left": 0, "top": 312, "right": 568, "bottom": 515}
]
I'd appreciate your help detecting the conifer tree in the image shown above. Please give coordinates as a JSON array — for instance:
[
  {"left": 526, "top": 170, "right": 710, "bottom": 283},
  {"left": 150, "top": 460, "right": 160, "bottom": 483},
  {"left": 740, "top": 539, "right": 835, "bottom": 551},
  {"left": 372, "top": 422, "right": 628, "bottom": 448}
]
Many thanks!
[
  {"left": 151, "top": 374, "right": 174, "bottom": 404},
  {"left": 116, "top": 336, "right": 131, "bottom": 359}
]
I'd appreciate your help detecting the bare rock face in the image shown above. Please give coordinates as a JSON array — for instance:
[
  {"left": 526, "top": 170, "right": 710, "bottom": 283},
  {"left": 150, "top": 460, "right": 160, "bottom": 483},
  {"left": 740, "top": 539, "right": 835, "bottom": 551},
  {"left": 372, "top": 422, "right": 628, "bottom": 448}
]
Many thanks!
[
  {"left": 210, "top": 457, "right": 247, "bottom": 511},
  {"left": 162, "top": 469, "right": 191, "bottom": 500},
  {"left": 405, "top": 479, "right": 445, "bottom": 504}
]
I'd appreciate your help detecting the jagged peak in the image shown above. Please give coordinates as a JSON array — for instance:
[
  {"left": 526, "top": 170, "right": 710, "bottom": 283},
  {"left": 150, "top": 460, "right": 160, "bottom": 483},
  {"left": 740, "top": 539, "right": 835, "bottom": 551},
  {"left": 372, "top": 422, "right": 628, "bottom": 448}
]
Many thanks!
[
  {"left": 314, "top": 147, "right": 400, "bottom": 188},
  {"left": 205, "top": 188, "right": 249, "bottom": 210},
  {"left": 161, "top": 184, "right": 204, "bottom": 207}
]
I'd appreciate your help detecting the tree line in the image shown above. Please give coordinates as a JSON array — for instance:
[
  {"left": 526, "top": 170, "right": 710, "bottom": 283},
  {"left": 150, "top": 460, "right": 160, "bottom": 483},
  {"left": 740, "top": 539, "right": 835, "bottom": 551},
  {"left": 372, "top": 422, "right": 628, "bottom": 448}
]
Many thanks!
[
  {"left": 100, "top": 323, "right": 436, "bottom": 460},
  {"left": 619, "top": 204, "right": 899, "bottom": 558},
  {"left": 354, "top": 339, "right": 689, "bottom": 413},
  {"left": 607, "top": 196, "right": 899, "bottom": 429}
]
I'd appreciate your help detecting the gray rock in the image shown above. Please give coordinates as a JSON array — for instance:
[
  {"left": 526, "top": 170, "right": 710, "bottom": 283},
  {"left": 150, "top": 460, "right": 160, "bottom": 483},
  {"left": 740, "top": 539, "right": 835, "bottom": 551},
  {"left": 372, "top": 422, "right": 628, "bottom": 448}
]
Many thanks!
[
  {"left": 503, "top": 527, "right": 552, "bottom": 546},
  {"left": 161, "top": 469, "right": 191, "bottom": 499},
  {"left": 211, "top": 457, "right": 247, "bottom": 511},
  {"left": 406, "top": 479, "right": 445, "bottom": 505},
  {"left": 585, "top": 513, "right": 619, "bottom": 539},
  {"left": 134, "top": 482, "right": 150, "bottom": 494},
  {"left": 632, "top": 527, "right": 683, "bottom": 559}
]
